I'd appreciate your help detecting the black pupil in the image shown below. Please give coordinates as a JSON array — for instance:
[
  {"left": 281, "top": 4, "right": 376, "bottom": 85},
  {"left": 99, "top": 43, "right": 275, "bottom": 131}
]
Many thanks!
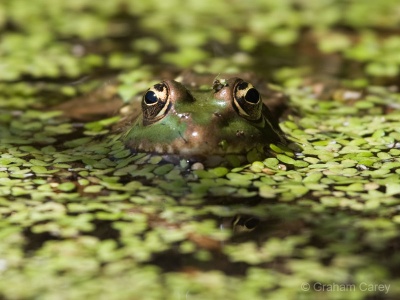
[
  {"left": 144, "top": 91, "right": 158, "bottom": 104},
  {"left": 245, "top": 88, "right": 259, "bottom": 104},
  {"left": 245, "top": 217, "right": 260, "bottom": 229}
]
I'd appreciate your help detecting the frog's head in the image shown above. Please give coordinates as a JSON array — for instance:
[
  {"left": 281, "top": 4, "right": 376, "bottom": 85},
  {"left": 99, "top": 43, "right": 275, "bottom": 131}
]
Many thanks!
[{"left": 123, "top": 77, "right": 287, "bottom": 159}]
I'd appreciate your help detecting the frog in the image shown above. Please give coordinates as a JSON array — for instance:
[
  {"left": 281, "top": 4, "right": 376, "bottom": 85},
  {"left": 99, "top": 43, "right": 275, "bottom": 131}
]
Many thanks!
[{"left": 122, "top": 72, "right": 291, "bottom": 165}]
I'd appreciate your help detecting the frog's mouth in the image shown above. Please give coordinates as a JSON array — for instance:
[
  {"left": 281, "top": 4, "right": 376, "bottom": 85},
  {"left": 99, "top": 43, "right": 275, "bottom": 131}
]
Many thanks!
[
  {"left": 128, "top": 130, "right": 273, "bottom": 167},
  {"left": 125, "top": 116, "right": 285, "bottom": 158}
]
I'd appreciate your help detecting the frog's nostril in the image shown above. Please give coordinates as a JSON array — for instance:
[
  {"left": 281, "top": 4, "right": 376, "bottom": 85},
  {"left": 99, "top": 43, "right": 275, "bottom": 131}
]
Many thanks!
[
  {"left": 213, "top": 112, "right": 222, "bottom": 118},
  {"left": 236, "top": 130, "right": 245, "bottom": 137}
]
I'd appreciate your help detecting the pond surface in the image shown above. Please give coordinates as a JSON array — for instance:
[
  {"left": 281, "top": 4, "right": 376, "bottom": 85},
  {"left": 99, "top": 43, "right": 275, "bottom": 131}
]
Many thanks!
[{"left": 1, "top": 1, "right": 400, "bottom": 299}]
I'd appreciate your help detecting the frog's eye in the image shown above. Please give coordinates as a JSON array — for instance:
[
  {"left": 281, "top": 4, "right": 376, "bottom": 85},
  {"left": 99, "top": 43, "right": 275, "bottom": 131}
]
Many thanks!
[
  {"left": 143, "top": 91, "right": 158, "bottom": 104},
  {"left": 233, "top": 80, "right": 262, "bottom": 121},
  {"left": 232, "top": 215, "right": 260, "bottom": 233},
  {"left": 142, "top": 82, "right": 171, "bottom": 125}
]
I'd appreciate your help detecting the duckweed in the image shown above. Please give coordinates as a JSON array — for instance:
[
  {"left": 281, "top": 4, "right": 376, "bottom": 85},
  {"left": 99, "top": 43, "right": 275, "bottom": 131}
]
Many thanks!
[{"left": 1, "top": 1, "right": 400, "bottom": 299}]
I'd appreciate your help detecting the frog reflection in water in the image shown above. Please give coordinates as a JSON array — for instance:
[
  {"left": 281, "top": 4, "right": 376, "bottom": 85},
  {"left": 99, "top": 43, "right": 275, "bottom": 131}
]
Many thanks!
[{"left": 123, "top": 75, "right": 289, "bottom": 164}]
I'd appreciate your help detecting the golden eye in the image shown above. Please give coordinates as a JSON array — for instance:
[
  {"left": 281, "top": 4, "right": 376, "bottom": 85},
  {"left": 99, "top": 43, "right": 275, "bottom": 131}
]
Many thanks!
[
  {"left": 142, "top": 82, "right": 171, "bottom": 125},
  {"left": 233, "top": 80, "right": 262, "bottom": 121}
]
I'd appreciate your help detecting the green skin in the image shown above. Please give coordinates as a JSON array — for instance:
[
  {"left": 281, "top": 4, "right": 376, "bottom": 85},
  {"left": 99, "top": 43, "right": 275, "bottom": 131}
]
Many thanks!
[{"left": 123, "top": 77, "right": 287, "bottom": 159}]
